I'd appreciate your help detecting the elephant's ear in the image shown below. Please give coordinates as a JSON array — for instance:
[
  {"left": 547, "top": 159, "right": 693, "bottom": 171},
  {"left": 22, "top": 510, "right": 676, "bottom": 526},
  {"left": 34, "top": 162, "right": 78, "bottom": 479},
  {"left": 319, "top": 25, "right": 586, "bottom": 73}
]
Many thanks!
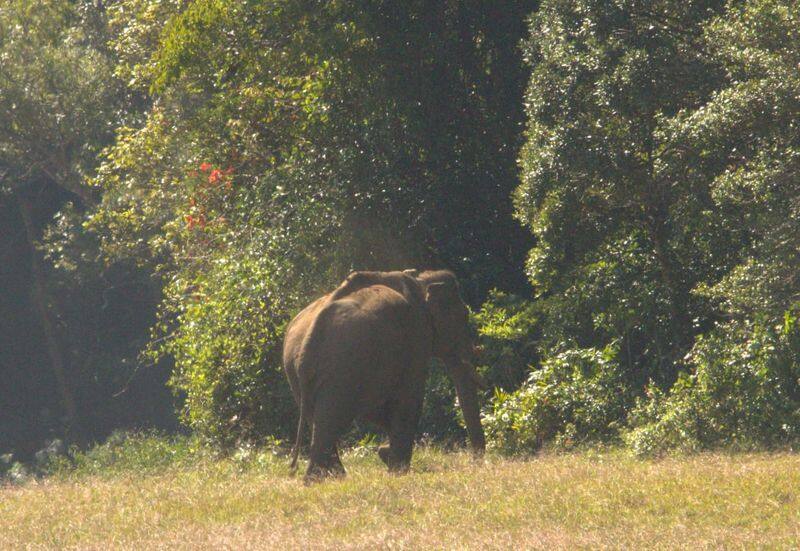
[
  {"left": 425, "top": 282, "right": 444, "bottom": 306},
  {"left": 425, "top": 281, "right": 457, "bottom": 306}
]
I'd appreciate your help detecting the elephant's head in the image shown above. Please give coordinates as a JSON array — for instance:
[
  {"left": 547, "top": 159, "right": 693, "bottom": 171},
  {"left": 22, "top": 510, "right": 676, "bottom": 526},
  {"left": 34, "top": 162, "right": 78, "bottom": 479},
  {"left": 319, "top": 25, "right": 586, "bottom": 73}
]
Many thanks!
[{"left": 421, "top": 271, "right": 487, "bottom": 455}]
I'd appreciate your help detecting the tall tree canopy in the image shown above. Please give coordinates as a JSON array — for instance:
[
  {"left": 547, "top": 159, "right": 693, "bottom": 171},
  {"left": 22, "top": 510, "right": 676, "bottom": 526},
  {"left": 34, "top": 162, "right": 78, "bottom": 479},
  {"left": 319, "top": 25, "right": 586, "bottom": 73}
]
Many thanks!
[
  {"left": 0, "top": 0, "right": 171, "bottom": 455},
  {"left": 515, "top": 0, "right": 734, "bottom": 384}
]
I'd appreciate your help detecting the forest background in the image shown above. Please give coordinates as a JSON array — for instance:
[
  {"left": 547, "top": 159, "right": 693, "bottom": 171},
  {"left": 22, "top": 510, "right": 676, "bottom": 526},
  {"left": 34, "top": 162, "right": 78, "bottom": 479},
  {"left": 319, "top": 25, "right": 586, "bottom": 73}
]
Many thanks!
[{"left": 2, "top": 0, "right": 799, "bottom": 462}]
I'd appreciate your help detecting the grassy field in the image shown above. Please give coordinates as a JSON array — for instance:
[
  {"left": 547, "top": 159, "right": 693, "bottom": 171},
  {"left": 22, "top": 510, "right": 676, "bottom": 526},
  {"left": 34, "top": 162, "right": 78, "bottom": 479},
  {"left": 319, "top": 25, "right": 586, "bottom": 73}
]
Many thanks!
[{"left": 2, "top": 447, "right": 799, "bottom": 550}]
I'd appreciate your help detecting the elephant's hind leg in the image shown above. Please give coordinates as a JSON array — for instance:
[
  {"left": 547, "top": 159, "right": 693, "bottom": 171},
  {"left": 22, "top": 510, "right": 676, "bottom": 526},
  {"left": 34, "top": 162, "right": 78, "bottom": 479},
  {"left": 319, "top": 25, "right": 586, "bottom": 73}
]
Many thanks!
[
  {"left": 305, "top": 393, "right": 355, "bottom": 483},
  {"left": 378, "top": 443, "right": 391, "bottom": 467},
  {"left": 326, "top": 444, "right": 345, "bottom": 477},
  {"left": 384, "top": 404, "right": 423, "bottom": 473}
]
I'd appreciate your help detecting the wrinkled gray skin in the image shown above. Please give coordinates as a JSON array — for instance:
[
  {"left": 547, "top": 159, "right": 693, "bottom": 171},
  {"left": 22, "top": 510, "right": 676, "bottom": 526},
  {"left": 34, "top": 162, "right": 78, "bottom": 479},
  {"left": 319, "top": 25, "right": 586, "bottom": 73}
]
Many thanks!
[{"left": 283, "top": 269, "right": 486, "bottom": 482}]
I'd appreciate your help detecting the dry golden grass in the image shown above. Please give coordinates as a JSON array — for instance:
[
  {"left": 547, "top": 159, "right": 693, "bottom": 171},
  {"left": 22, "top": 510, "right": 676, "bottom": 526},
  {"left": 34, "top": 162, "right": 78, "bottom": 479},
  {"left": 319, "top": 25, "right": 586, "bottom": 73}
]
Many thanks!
[{"left": 2, "top": 448, "right": 799, "bottom": 550}]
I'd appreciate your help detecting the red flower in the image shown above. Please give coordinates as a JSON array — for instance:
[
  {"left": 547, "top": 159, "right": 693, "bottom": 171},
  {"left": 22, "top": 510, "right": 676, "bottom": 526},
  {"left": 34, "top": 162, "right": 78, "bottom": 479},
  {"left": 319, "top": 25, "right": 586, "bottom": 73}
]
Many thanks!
[
  {"left": 199, "top": 162, "right": 213, "bottom": 172},
  {"left": 208, "top": 169, "right": 223, "bottom": 184},
  {"left": 185, "top": 213, "right": 206, "bottom": 229}
]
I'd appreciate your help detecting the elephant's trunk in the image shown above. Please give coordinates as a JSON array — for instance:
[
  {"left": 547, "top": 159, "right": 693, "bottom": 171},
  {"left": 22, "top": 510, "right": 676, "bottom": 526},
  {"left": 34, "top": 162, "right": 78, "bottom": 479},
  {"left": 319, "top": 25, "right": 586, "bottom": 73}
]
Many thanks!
[{"left": 449, "top": 360, "right": 486, "bottom": 456}]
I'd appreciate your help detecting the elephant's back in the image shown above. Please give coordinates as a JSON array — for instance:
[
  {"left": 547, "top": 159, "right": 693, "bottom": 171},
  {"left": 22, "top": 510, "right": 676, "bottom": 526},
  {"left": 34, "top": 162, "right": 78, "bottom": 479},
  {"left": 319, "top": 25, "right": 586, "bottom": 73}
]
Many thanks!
[
  {"left": 309, "top": 286, "right": 414, "bottom": 383},
  {"left": 324, "top": 285, "right": 412, "bottom": 344}
]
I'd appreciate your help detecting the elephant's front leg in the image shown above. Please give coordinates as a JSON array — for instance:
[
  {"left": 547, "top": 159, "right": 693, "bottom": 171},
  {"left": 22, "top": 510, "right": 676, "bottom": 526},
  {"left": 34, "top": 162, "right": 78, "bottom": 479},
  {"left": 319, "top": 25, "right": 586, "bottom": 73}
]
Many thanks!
[
  {"left": 366, "top": 403, "right": 410, "bottom": 469},
  {"left": 378, "top": 443, "right": 391, "bottom": 466},
  {"left": 363, "top": 404, "right": 392, "bottom": 467},
  {"left": 385, "top": 418, "right": 417, "bottom": 472}
]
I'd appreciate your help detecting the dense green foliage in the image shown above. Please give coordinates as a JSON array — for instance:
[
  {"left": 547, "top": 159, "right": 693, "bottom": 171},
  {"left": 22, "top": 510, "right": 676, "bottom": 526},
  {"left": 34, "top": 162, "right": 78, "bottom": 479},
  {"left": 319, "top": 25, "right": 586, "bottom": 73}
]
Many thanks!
[
  {"left": 516, "top": 0, "right": 731, "bottom": 383},
  {"left": 492, "top": 0, "right": 800, "bottom": 454},
  {"left": 0, "top": 0, "right": 173, "bottom": 455},
  {"left": 484, "top": 343, "right": 630, "bottom": 453},
  {"left": 2, "top": 0, "right": 799, "bottom": 459},
  {"left": 626, "top": 312, "right": 800, "bottom": 454}
]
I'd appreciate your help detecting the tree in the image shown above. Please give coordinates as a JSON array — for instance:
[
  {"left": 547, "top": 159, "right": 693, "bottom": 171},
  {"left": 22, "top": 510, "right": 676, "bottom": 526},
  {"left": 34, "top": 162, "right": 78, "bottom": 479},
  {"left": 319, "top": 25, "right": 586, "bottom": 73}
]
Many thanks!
[
  {"left": 668, "top": 0, "right": 800, "bottom": 321},
  {"left": 495, "top": 0, "right": 800, "bottom": 453},
  {"left": 515, "top": 0, "right": 731, "bottom": 384},
  {"left": 0, "top": 0, "right": 118, "bottom": 440}
]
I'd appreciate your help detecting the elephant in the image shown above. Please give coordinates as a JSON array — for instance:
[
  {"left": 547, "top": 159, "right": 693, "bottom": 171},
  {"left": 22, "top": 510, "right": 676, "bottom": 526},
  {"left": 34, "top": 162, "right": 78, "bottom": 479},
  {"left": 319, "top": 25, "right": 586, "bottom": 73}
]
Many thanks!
[{"left": 282, "top": 269, "right": 487, "bottom": 481}]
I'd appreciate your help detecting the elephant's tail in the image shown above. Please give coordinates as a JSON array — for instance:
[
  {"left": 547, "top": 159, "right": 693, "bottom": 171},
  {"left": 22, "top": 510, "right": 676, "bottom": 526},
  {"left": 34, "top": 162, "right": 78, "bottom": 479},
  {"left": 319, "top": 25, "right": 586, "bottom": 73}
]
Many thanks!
[{"left": 290, "top": 300, "right": 336, "bottom": 473}]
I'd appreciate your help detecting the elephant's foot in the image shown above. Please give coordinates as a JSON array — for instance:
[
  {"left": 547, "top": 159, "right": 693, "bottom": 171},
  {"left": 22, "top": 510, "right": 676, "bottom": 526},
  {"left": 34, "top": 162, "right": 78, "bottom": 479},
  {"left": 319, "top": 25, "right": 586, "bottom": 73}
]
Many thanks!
[
  {"left": 379, "top": 442, "right": 412, "bottom": 473},
  {"left": 378, "top": 446, "right": 411, "bottom": 474},
  {"left": 387, "top": 461, "right": 410, "bottom": 474},
  {"left": 304, "top": 461, "right": 346, "bottom": 484},
  {"left": 329, "top": 461, "right": 346, "bottom": 479},
  {"left": 303, "top": 470, "right": 325, "bottom": 485},
  {"left": 379, "top": 445, "right": 410, "bottom": 473}
]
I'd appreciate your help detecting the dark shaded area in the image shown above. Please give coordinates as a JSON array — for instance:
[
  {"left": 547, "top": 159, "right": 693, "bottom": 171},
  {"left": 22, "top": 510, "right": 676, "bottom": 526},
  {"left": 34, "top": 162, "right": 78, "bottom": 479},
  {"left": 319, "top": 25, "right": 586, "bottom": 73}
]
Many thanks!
[
  {"left": 0, "top": 181, "right": 177, "bottom": 460},
  {"left": 339, "top": 1, "right": 539, "bottom": 303}
]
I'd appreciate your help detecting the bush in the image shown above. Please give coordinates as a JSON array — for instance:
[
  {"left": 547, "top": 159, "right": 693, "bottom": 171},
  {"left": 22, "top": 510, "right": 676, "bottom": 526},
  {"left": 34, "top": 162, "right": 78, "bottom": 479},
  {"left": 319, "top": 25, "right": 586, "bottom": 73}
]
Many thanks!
[
  {"left": 27, "top": 430, "right": 289, "bottom": 480},
  {"left": 159, "top": 248, "right": 299, "bottom": 448},
  {"left": 472, "top": 291, "right": 543, "bottom": 390},
  {"left": 483, "top": 344, "right": 631, "bottom": 454},
  {"left": 46, "top": 431, "right": 208, "bottom": 477},
  {"left": 625, "top": 309, "right": 800, "bottom": 456}
]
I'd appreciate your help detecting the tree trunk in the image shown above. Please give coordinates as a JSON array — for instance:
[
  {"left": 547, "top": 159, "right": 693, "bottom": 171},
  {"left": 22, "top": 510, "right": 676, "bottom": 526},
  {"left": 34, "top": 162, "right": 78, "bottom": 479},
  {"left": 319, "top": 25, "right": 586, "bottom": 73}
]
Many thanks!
[
  {"left": 645, "top": 210, "right": 693, "bottom": 357},
  {"left": 15, "top": 191, "right": 81, "bottom": 438},
  {"left": 641, "top": 128, "right": 693, "bottom": 364}
]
